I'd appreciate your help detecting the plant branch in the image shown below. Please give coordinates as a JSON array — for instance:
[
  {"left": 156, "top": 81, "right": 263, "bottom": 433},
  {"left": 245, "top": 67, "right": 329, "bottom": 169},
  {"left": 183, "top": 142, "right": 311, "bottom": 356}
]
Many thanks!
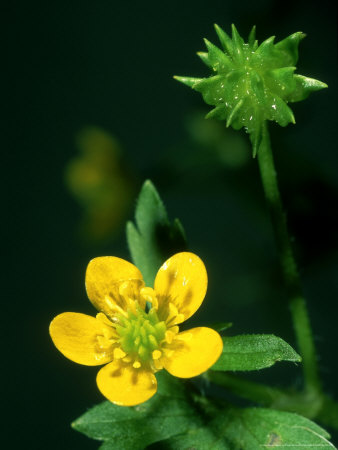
[{"left": 256, "top": 121, "right": 321, "bottom": 394}]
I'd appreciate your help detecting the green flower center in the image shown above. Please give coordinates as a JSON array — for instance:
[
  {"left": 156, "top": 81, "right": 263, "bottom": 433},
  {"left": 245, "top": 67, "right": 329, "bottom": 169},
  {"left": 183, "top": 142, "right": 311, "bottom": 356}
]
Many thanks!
[{"left": 116, "top": 306, "right": 167, "bottom": 363}]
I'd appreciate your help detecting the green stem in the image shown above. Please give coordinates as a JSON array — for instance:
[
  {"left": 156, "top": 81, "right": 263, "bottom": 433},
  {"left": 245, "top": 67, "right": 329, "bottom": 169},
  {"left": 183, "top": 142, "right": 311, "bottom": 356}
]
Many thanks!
[
  {"left": 205, "top": 371, "right": 324, "bottom": 420},
  {"left": 256, "top": 121, "right": 321, "bottom": 394},
  {"left": 206, "top": 371, "right": 285, "bottom": 405}
]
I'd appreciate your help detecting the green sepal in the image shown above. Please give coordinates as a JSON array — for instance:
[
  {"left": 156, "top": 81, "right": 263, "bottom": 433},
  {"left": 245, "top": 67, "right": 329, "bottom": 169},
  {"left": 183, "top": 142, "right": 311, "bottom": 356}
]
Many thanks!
[
  {"left": 205, "top": 104, "right": 228, "bottom": 120},
  {"left": 126, "top": 180, "right": 187, "bottom": 286},
  {"left": 173, "top": 76, "right": 202, "bottom": 88},
  {"left": 226, "top": 99, "right": 244, "bottom": 127},
  {"left": 197, "top": 51, "right": 211, "bottom": 68},
  {"left": 274, "top": 31, "right": 306, "bottom": 66},
  {"left": 203, "top": 39, "right": 232, "bottom": 72},
  {"left": 231, "top": 24, "right": 244, "bottom": 60},
  {"left": 255, "top": 35, "right": 276, "bottom": 59},
  {"left": 287, "top": 74, "right": 328, "bottom": 102},
  {"left": 211, "top": 334, "right": 301, "bottom": 371},
  {"left": 265, "top": 67, "right": 296, "bottom": 98},
  {"left": 250, "top": 71, "right": 265, "bottom": 103},
  {"left": 248, "top": 25, "right": 257, "bottom": 50},
  {"left": 214, "top": 23, "right": 233, "bottom": 56}
]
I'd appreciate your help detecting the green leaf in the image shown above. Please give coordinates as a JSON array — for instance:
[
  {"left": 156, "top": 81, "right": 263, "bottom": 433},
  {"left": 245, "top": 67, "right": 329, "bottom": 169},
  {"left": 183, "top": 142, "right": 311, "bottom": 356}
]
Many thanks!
[
  {"left": 212, "top": 408, "right": 334, "bottom": 449},
  {"left": 126, "top": 180, "right": 187, "bottom": 286},
  {"left": 72, "top": 372, "right": 202, "bottom": 450},
  {"left": 152, "top": 408, "right": 334, "bottom": 449},
  {"left": 211, "top": 334, "right": 301, "bottom": 371},
  {"left": 73, "top": 372, "right": 335, "bottom": 449}
]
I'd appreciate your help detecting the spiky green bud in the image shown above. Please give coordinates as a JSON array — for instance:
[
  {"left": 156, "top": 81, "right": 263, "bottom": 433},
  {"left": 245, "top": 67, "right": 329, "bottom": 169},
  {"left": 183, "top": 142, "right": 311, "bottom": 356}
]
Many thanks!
[{"left": 175, "top": 24, "right": 327, "bottom": 156}]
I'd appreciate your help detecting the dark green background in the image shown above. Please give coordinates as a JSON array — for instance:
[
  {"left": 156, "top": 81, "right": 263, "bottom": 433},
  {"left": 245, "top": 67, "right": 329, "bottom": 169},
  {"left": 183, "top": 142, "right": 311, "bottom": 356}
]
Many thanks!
[{"left": 6, "top": 0, "right": 337, "bottom": 448}]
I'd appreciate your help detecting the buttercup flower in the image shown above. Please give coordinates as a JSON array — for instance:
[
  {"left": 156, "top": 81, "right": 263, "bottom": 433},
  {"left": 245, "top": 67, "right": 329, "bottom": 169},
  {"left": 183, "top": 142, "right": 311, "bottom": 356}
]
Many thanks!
[{"left": 49, "top": 252, "right": 223, "bottom": 406}]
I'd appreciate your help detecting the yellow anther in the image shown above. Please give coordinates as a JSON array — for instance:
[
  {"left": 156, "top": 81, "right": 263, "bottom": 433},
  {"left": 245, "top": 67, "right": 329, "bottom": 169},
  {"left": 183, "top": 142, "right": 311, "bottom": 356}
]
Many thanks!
[
  {"left": 166, "top": 303, "right": 185, "bottom": 326},
  {"left": 133, "top": 361, "right": 141, "bottom": 369},
  {"left": 114, "top": 347, "right": 126, "bottom": 359},
  {"left": 169, "top": 326, "right": 179, "bottom": 335},
  {"left": 122, "top": 356, "right": 132, "bottom": 363},
  {"left": 152, "top": 359, "right": 164, "bottom": 371},
  {"left": 152, "top": 350, "right": 162, "bottom": 360},
  {"left": 148, "top": 334, "right": 158, "bottom": 349},
  {"left": 165, "top": 330, "right": 174, "bottom": 344},
  {"left": 107, "top": 299, "right": 128, "bottom": 317}
]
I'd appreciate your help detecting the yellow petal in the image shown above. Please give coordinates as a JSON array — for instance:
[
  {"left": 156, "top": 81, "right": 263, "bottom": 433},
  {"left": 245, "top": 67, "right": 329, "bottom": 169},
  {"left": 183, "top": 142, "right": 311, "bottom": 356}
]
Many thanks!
[
  {"left": 96, "top": 360, "right": 157, "bottom": 406},
  {"left": 85, "top": 256, "right": 144, "bottom": 317},
  {"left": 154, "top": 252, "right": 207, "bottom": 323},
  {"left": 163, "top": 327, "right": 223, "bottom": 378},
  {"left": 49, "top": 312, "right": 114, "bottom": 366}
]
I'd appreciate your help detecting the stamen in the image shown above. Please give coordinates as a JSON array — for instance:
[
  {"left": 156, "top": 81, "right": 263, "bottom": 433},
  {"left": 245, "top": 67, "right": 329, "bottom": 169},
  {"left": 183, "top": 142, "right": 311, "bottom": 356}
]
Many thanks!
[
  {"left": 114, "top": 347, "right": 126, "bottom": 359},
  {"left": 123, "top": 356, "right": 132, "bottom": 363},
  {"left": 165, "top": 330, "right": 174, "bottom": 344},
  {"left": 152, "top": 350, "right": 162, "bottom": 360},
  {"left": 148, "top": 334, "right": 158, "bottom": 349},
  {"left": 133, "top": 361, "right": 141, "bottom": 369}
]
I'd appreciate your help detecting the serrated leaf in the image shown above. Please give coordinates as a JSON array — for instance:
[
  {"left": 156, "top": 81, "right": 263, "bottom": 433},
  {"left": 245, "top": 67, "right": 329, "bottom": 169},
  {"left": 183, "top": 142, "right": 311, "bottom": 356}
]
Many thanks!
[
  {"left": 212, "top": 408, "right": 335, "bottom": 449},
  {"left": 73, "top": 372, "right": 334, "bottom": 450},
  {"left": 211, "top": 334, "right": 301, "bottom": 371},
  {"left": 72, "top": 372, "right": 202, "bottom": 450},
  {"left": 126, "top": 180, "right": 186, "bottom": 286},
  {"left": 152, "top": 408, "right": 335, "bottom": 449}
]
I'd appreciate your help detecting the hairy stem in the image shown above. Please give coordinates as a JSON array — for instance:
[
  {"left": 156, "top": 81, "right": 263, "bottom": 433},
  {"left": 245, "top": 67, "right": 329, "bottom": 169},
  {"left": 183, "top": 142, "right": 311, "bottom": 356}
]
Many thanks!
[
  {"left": 206, "top": 371, "right": 285, "bottom": 405},
  {"left": 256, "top": 121, "right": 321, "bottom": 394},
  {"left": 205, "top": 371, "right": 325, "bottom": 420}
]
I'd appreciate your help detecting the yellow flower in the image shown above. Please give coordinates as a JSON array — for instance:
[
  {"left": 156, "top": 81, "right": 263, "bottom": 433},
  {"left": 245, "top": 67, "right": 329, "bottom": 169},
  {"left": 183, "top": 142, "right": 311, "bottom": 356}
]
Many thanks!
[{"left": 49, "top": 252, "right": 223, "bottom": 406}]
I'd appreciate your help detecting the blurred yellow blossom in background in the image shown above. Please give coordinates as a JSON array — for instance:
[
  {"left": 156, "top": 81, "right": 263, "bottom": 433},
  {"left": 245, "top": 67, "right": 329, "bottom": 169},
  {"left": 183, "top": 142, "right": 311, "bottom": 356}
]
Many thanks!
[{"left": 65, "top": 127, "right": 135, "bottom": 242}]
